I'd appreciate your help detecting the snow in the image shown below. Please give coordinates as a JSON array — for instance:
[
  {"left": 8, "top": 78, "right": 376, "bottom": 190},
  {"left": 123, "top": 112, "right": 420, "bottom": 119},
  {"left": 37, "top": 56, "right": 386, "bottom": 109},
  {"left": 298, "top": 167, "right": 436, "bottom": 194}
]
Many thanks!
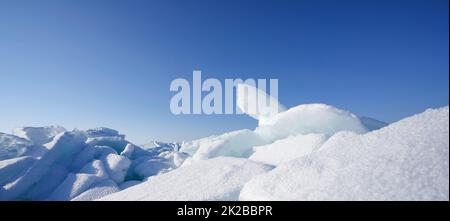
[
  {"left": 85, "top": 127, "right": 124, "bottom": 138},
  {"left": 0, "top": 133, "right": 32, "bottom": 160},
  {"left": 249, "top": 133, "right": 328, "bottom": 166},
  {"left": 101, "top": 154, "right": 131, "bottom": 183},
  {"left": 125, "top": 142, "right": 189, "bottom": 180},
  {"left": 86, "top": 136, "right": 129, "bottom": 153},
  {"left": 0, "top": 156, "right": 36, "bottom": 187},
  {"left": 47, "top": 160, "right": 109, "bottom": 200},
  {"left": 359, "top": 116, "right": 388, "bottom": 131},
  {"left": 120, "top": 143, "right": 135, "bottom": 158},
  {"left": 72, "top": 179, "right": 120, "bottom": 201},
  {"left": 240, "top": 107, "right": 449, "bottom": 201},
  {"left": 254, "top": 104, "right": 368, "bottom": 141},
  {"left": 118, "top": 180, "right": 142, "bottom": 190},
  {"left": 12, "top": 126, "right": 66, "bottom": 146},
  {"left": 100, "top": 157, "right": 273, "bottom": 201},
  {"left": 181, "top": 103, "right": 370, "bottom": 164},
  {"left": 0, "top": 89, "right": 447, "bottom": 201},
  {"left": 1, "top": 131, "right": 87, "bottom": 200},
  {"left": 0, "top": 127, "right": 187, "bottom": 200}
]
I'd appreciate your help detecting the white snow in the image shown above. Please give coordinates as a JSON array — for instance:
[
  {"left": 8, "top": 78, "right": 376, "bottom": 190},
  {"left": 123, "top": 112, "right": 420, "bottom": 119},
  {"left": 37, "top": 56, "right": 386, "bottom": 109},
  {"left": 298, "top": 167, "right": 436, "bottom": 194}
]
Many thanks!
[
  {"left": 181, "top": 103, "right": 370, "bottom": 164},
  {"left": 240, "top": 107, "right": 449, "bottom": 201},
  {"left": 100, "top": 157, "right": 273, "bottom": 201},
  {"left": 118, "top": 180, "right": 142, "bottom": 190},
  {"left": 12, "top": 126, "right": 66, "bottom": 146},
  {"left": 72, "top": 179, "right": 120, "bottom": 201},
  {"left": 47, "top": 160, "right": 109, "bottom": 200},
  {"left": 181, "top": 129, "right": 269, "bottom": 163},
  {"left": 254, "top": 104, "right": 368, "bottom": 141},
  {"left": 249, "top": 133, "right": 328, "bottom": 166},
  {"left": 101, "top": 154, "right": 131, "bottom": 183},
  {"left": 120, "top": 143, "right": 135, "bottom": 158},
  {"left": 0, "top": 131, "right": 88, "bottom": 200},
  {"left": 0, "top": 89, "right": 447, "bottom": 201},
  {"left": 0, "top": 156, "right": 36, "bottom": 187},
  {"left": 132, "top": 156, "right": 173, "bottom": 178},
  {"left": 0, "top": 133, "right": 32, "bottom": 160}
]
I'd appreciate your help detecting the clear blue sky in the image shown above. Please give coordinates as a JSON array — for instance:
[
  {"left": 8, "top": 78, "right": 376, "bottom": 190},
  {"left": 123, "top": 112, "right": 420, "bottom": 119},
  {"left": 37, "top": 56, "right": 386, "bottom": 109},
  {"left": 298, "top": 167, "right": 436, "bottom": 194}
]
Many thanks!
[{"left": 0, "top": 0, "right": 448, "bottom": 143}]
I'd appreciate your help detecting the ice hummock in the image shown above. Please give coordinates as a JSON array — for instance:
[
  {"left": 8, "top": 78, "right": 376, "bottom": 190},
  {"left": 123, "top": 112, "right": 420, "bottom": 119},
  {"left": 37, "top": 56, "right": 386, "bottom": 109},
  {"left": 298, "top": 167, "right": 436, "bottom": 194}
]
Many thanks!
[
  {"left": 180, "top": 103, "right": 372, "bottom": 163},
  {"left": 0, "top": 126, "right": 66, "bottom": 160},
  {"left": 180, "top": 86, "right": 384, "bottom": 166},
  {"left": 0, "top": 133, "right": 32, "bottom": 160},
  {"left": 13, "top": 126, "right": 66, "bottom": 146},
  {"left": 0, "top": 127, "right": 187, "bottom": 200}
]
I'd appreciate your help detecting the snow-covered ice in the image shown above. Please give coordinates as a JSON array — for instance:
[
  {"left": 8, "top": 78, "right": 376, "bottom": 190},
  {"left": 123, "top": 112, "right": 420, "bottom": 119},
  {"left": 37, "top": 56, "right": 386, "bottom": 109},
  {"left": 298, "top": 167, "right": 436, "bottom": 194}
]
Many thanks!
[
  {"left": 0, "top": 127, "right": 187, "bottom": 200},
  {"left": 101, "top": 154, "right": 131, "bottom": 183},
  {"left": 100, "top": 157, "right": 273, "bottom": 201},
  {"left": 181, "top": 103, "right": 372, "bottom": 164},
  {"left": 249, "top": 133, "right": 328, "bottom": 166},
  {"left": 254, "top": 103, "right": 368, "bottom": 140},
  {"left": 240, "top": 107, "right": 449, "bottom": 200},
  {"left": 0, "top": 133, "right": 33, "bottom": 160},
  {"left": 181, "top": 129, "right": 270, "bottom": 164},
  {"left": 72, "top": 179, "right": 121, "bottom": 201},
  {"left": 0, "top": 87, "right": 447, "bottom": 201}
]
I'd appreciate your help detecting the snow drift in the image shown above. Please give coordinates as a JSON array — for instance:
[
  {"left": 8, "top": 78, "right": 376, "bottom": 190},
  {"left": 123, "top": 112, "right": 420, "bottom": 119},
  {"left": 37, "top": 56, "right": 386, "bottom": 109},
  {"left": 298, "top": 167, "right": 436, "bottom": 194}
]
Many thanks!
[
  {"left": 249, "top": 133, "right": 328, "bottom": 166},
  {"left": 240, "top": 106, "right": 449, "bottom": 200},
  {"left": 101, "top": 157, "right": 273, "bottom": 201}
]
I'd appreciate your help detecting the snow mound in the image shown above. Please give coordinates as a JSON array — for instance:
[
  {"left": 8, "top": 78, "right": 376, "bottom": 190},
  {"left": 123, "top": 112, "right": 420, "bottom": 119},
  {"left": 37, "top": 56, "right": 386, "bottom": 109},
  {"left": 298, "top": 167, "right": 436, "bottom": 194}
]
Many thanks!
[
  {"left": 240, "top": 106, "right": 449, "bottom": 200},
  {"left": 47, "top": 160, "right": 109, "bottom": 200},
  {"left": 255, "top": 104, "right": 368, "bottom": 140},
  {"left": 181, "top": 103, "right": 371, "bottom": 163},
  {"left": 100, "top": 157, "right": 273, "bottom": 201},
  {"left": 249, "top": 133, "right": 328, "bottom": 166},
  {"left": 0, "top": 131, "right": 87, "bottom": 200},
  {"left": 72, "top": 179, "right": 120, "bottom": 201},
  {"left": 101, "top": 154, "right": 131, "bottom": 183}
]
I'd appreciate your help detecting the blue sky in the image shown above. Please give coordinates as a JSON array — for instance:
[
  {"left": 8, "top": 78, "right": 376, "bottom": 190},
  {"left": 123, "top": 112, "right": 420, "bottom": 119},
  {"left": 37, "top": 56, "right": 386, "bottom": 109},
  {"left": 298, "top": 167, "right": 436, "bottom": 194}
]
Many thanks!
[{"left": 0, "top": 0, "right": 448, "bottom": 143}]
